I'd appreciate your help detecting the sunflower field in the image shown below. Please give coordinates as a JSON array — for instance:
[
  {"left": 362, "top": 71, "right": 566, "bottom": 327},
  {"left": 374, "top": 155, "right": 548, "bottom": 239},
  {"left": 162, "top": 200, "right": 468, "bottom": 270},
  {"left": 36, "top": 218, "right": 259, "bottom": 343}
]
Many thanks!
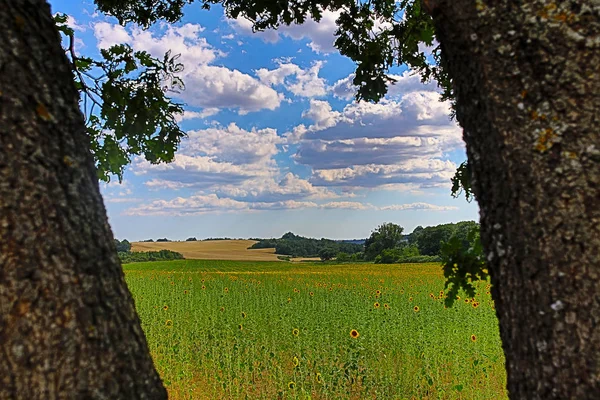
[{"left": 124, "top": 260, "right": 507, "bottom": 399}]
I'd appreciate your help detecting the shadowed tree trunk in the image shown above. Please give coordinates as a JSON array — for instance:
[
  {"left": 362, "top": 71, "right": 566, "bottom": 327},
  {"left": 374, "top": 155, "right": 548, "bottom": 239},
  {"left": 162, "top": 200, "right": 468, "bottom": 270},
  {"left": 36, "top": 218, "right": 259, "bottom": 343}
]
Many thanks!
[
  {"left": 0, "top": 1, "right": 167, "bottom": 398},
  {"left": 427, "top": 0, "right": 600, "bottom": 398}
]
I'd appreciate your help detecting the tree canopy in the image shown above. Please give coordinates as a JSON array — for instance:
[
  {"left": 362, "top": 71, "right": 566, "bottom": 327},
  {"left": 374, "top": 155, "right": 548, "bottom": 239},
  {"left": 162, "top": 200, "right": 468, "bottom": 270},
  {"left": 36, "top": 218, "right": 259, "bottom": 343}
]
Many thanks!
[{"left": 364, "top": 222, "right": 405, "bottom": 260}]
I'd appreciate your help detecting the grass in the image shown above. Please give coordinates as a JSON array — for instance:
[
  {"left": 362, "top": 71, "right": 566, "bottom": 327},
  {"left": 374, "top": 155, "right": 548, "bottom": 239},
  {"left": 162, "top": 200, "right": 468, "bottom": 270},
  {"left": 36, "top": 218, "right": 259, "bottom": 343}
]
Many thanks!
[{"left": 124, "top": 260, "right": 507, "bottom": 399}]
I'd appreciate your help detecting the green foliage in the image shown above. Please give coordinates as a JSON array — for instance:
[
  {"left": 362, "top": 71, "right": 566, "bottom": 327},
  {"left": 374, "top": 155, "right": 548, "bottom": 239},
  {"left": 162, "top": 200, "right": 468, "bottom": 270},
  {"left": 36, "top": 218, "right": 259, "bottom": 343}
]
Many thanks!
[
  {"left": 318, "top": 247, "right": 337, "bottom": 261},
  {"left": 336, "top": 252, "right": 350, "bottom": 262},
  {"left": 114, "top": 238, "right": 132, "bottom": 252},
  {"left": 451, "top": 161, "right": 474, "bottom": 202},
  {"left": 186, "top": 237, "right": 198, "bottom": 241},
  {"left": 408, "top": 221, "right": 479, "bottom": 256},
  {"left": 95, "top": 0, "right": 194, "bottom": 28},
  {"left": 250, "top": 233, "right": 363, "bottom": 258},
  {"left": 55, "top": 14, "right": 185, "bottom": 182},
  {"left": 364, "top": 223, "right": 405, "bottom": 261},
  {"left": 118, "top": 249, "right": 184, "bottom": 263},
  {"left": 373, "top": 245, "right": 435, "bottom": 264},
  {"left": 441, "top": 227, "right": 488, "bottom": 307},
  {"left": 156, "top": 238, "right": 171, "bottom": 242}
]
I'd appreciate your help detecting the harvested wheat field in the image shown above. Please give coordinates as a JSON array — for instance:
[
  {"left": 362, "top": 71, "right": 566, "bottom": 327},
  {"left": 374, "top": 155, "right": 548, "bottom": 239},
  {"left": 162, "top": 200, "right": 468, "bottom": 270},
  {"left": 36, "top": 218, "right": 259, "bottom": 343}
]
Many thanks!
[{"left": 131, "top": 240, "right": 279, "bottom": 261}]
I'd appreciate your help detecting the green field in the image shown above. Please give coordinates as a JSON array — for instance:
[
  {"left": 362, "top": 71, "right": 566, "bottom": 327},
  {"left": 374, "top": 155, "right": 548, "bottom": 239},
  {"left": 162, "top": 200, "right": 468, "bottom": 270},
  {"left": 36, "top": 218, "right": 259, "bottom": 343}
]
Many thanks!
[{"left": 124, "top": 260, "right": 507, "bottom": 399}]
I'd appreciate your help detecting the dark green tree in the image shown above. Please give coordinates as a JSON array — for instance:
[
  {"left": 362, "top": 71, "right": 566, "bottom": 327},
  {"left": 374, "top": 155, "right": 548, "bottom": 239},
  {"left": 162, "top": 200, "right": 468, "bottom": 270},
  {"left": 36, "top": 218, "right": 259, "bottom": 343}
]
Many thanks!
[
  {"left": 318, "top": 247, "right": 337, "bottom": 261},
  {"left": 114, "top": 238, "right": 132, "bottom": 252},
  {"left": 364, "top": 222, "right": 405, "bottom": 260}
]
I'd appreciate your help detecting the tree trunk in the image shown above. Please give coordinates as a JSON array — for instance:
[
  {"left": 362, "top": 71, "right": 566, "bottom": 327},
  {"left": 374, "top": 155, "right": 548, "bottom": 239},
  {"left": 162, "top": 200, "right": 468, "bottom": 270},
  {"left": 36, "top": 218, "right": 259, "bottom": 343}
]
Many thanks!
[
  {"left": 427, "top": 0, "right": 600, "bottom": 398},
  {"left": 0, "top": 1, "right": 167, "bottom": 398}
]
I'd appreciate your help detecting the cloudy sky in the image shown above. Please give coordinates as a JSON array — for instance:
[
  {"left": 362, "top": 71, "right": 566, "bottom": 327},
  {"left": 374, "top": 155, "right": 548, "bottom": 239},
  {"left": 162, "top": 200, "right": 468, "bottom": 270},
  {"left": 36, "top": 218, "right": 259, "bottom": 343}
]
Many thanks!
[{"left": 50, "top": 0, "right": 479, "bottom": 241}]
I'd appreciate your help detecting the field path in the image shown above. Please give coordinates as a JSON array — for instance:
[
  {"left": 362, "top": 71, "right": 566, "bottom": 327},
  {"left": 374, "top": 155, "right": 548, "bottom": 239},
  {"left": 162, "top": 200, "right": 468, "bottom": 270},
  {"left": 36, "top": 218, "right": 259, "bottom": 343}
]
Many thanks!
[{"left": 131, "top": 240, "right": 280, "bottom": 261}]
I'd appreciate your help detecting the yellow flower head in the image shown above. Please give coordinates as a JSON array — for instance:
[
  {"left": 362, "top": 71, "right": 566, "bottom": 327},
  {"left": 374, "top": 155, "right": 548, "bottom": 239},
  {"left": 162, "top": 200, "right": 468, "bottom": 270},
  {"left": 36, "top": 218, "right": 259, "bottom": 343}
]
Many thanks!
[
  {"left": 292, "top": 328, "right": 300, "bottom": 337},
  {"left": 163, "top": 305, "right": 168, "bottom": 311},
  {"left": 316, "top": 372, "right": 323, "bottom": 384},
  {"left": 293, "top": 356, "right": 299, "bottom": 367},
  {"left": 384, "top": 303, "right": 390, "bottom": 309},
  {"left": 309, "top": 291, "right": 314, "bottom": 296},
  {"left": 350, "top": 329, "right": 360, "bottom": 339},
  {"left": 471, "top": 334, "right": 477, "bottom": 342},
  {"left": 165, "top": 319, "right": 173, "bottom": 328},
  {"left": 413, "top": 305, "right": 420, "bottom": 312},
  {"left": 374, "top": 302, "right": 380, "bottom": 309},
  {"left": 241, "top": 312, "right": 247, "bottom": 318},
  {"left": 288, "top": 381, "right": 296, "bottom": 390},
  {"left": 183, "top": 290, "right": 189, "bottom": 295}
]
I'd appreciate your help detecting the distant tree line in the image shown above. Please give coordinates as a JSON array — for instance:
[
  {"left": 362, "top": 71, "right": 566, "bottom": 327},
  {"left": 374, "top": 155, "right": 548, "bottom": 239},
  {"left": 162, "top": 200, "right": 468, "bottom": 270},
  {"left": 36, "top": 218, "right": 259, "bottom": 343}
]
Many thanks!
[
  {"left": 250, "top": 232, "right": 364, "bottom": 258},
  {"left": 114, "top": 239, "right": 131, "bottom": 252},
  {"left": 118, "top": 250, "right": 184, "bottom": 264},
  {"left": 364, "top": 221, "right": 479, "bottom": 264},
  {"left": 114, "top": 238, "right": 184, "bottom": 263}
]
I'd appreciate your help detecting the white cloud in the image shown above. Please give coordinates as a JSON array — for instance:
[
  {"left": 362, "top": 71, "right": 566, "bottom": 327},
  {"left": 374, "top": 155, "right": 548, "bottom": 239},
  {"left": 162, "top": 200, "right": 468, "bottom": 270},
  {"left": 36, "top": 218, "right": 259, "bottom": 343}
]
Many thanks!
[
  {"left": 379, "top": 203, "right": 458, "bottom": 211},
  {"left": 256, "top": 61, "right": 327, "bottom": 97},
  {"left": 175, "top": 109, "right": 221, "bottom": 122},
  {"left": 331, "top": 70, "right": 441, "bottom": 100},
  {"left": 216, "top": 173, "right": 342, "bottom": 202},
  {"left": 64, "top": 14, "right": 86, "bottom": 32},
  {"left": 230, "top": 10, "right": 340, "bottom": 54},
  {"left": 179, "top": 65, "right": 283, "bottom": 113},
  {"left": 289, "top": 92, "right": 462, "bottom": 190},
  {"left": 123, "top": 194, "right": 455, "bottom": 216},
  {"left": 94, "top": 22, "right": 131, "bottom": 49},
  {"left": 93, "top": 22, "right": 283, "bottom": 114}
]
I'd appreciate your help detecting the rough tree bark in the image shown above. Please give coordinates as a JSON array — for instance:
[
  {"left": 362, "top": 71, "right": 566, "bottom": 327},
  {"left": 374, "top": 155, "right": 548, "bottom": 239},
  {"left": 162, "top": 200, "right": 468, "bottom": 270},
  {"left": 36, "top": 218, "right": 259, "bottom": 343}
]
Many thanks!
[
  {"left": 427, "top": 0, "right": 600, "bottom": 398},
  {"left": 0, "top": 1, "right": 167, "bottom": 398}
]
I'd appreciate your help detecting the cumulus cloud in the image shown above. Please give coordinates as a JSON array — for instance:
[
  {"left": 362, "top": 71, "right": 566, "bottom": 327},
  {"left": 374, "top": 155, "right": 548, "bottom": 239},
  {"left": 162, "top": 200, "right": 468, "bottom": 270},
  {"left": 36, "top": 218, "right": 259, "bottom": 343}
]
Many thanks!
[
  {"left": 124, "top": 194, "right": 455, "bottom": 216},
  {"left": 256, "top": 61, "right": 327, "bottom": 97},
  {"left": 215, "top": 173, "right": 342, "bottom": 202},
  {"left": 134, "top": 123, "right": 283, "bottom": 191},
  {"left": 288, "top": 90, "right": 462, "bottom": 190},
  {"left": 93, "top": 22, "right": 283, "bottom": 114},
  {"left": 179, "top": 65, "right": 283, "bottom": 113},
  {"left": 230, "top": 10, "right": 340, "bottom": 53},
  {"left": 331, "top": 70, "right": 441, "bottom": 100},
  {"left": 379, "top": 202, "right": 458, "bottom": 211}
]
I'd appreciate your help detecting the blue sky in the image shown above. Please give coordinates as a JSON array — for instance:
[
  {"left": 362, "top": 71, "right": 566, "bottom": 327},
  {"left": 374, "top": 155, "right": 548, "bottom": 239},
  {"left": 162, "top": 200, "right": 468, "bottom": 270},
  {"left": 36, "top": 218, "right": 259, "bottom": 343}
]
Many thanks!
[{"left": 50, "top": 0, "right": 479, "bottom": 241}]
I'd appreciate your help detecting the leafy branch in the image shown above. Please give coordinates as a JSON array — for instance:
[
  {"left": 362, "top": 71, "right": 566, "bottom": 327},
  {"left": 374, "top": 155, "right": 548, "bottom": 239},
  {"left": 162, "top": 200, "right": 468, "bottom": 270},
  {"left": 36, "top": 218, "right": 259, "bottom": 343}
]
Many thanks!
[{"left": 54, "top": 13, "right": 186, "bottom": 182}]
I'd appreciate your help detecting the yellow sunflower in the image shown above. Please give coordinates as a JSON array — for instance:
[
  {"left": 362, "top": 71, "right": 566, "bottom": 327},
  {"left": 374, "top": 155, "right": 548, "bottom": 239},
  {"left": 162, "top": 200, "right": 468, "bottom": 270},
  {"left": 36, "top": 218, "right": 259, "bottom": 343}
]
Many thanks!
[
  {"left": 288, "top": 381, "right": 296, "bottom": 390},
  {"left": 292, "top": 328, "right": 300, "bottom": 337},
  {"left": 165, "top": 319, "right": 173, "bottom": 328},
  {"left": 471, "top": 334, "right": 477, "bottom": 342},
  {"left": 413, "top": 305, "right": 420, "bottom": 312},
  {"left": 163, "top": 305, "right": 168, "bottom": 311},
  {"left": 350, "top": 329, "right": 360, "bottom": 339},
  {"left": 374, "top": 302, "right": 380, "bottom": 309},
  {"left": 316, "top": 372, "right": 323, "bottom": 384}
]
